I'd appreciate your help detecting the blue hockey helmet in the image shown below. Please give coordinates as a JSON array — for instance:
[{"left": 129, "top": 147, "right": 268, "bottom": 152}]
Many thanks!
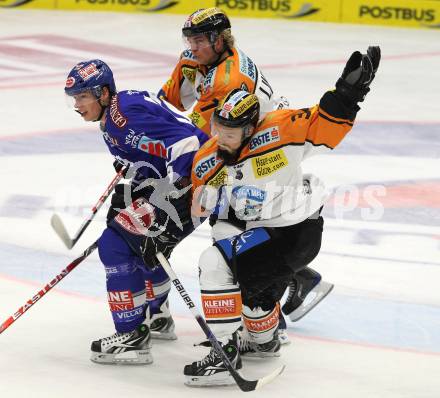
[{"left": 64, "top": 59, "right": 116, "bottom": 98}]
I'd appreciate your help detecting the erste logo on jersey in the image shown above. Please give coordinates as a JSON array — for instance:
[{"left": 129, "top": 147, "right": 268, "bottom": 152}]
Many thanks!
[
  {"left": 194, "top": 153, "right": 221, "bottom": 179},
  {"left": 249, "top": 126, "right": 280, "bottom": 151},
  {"left": 78, "top": 63, "right": 99, "bottom": 81},
  {"left": 137, "top": 136, "right": 167, "bottom": 158}
]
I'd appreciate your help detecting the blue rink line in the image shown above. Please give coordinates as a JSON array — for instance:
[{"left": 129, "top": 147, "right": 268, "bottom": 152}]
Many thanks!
[
  {"left": 1, "top": 241, "right": 439, "bottom": 355},
  {"left": 289, "top": 293, "right": 440, "bottom": 355},
  {"left": 337, "top": 121, "right": 440, "bottom": 158},
  {"left": 0, "top": 122, "right": 439, "bottom": 157},
  {"left": 0, "top": 129, "right": 104, "bottom": 156},
  {"left": 0, "top": 241, "right": 107, "bottom": 299}
]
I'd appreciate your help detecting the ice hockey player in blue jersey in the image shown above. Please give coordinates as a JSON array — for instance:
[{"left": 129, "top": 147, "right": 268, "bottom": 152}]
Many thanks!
[{"left": 64, "top": 59, "right": 208, "bottom": 364}]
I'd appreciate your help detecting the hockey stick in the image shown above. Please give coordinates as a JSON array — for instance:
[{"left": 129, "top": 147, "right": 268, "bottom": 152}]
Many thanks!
[
  {"left": 0, "top": 242, "right": 98, "bottom": 335},
  {"left": 155, "top": 252, "right": 285, "bottom": 392},
  {"left": 51, "top": 169, "right": 126, "bottom": 249}
]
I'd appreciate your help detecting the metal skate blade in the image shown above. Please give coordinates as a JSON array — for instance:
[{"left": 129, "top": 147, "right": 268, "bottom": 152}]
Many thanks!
[
  {"left": 151, "top": 330, "right": 177, "bottom": 340},
  {"left": 90, "top": 349, "right": 153, "bottom": 365},
  {"left": 288, "top": 281, "right": 334, "bottom": 322}
]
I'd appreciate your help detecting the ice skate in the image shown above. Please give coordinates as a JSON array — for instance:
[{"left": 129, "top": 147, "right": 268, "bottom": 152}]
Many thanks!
[
  {"left": 184, "top": 333, "right": 242, "bottom": 387},
  {"left": 238, "top": 327, "right": 281, "bottom": 358},
  {"left": 150, "top": 315, "right": 177, "bottom": 340},
  {"left": 282, "top": 268, "right": 334, "bottom": 322},
  {"left": 278, "top": 312, "right": 291, "bottom": 345},
  {"left": 148, "top": 299, "right": 177, "bottom": 340},
  {"left": 90, "top": 322, "right": 152, "bottom": 365}
]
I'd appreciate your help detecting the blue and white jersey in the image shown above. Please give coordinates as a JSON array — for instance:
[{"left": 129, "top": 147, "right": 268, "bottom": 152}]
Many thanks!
[{"left": 103, "top": 90, "right": 208, "bottom": 181}]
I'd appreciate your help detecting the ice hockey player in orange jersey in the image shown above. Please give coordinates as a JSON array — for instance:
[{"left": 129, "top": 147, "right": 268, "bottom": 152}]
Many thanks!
[
  {"left": 158, "top": 7, "right": 287, "bottom": 136},
  {"left": 158, "top": 7, "right": 335, "bottom": 345},
  {"left": 184, "top": 46, "right": 381, "bottom": 387}
]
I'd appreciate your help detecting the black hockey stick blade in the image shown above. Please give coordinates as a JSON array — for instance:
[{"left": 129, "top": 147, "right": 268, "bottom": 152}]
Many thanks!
[{"left": 50, "top": 214, "right": 74, "bottom": 249}]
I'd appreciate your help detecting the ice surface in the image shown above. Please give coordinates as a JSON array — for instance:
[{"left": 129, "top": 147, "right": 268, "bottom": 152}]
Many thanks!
[{"left": 0, "top": 10, "right": 439, "bottom": 397}]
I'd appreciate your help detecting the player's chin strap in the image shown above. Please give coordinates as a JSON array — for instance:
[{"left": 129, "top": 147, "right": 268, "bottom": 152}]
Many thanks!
[
  {"left": 94, "top": 98, "right": 108, "bottom": 122},
  {"left": 94, "top": 90, "right": 113, "bottom": 123},
  {"left": 207, "top": 31, "right": 232, "bottom": 68}
]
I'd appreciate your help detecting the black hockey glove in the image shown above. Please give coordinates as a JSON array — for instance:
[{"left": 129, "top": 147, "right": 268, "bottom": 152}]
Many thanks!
[
  {"left": 143, "top": 176, "right": 193, "bottom": 236},
  {"left": 107, "top": 183, "right": 131, "bottom": 223},
  {"left": 166, "top": 178, "right": 192, "bottom": 234},
  {"left": 335, "top": 46, "right": 381, "bottom": 105},
  {"left": 113, "top": 159, "right": 129, "bottom": 177},
  {"left": 140, "top": 230, "right": 179, "bottom": 270}
]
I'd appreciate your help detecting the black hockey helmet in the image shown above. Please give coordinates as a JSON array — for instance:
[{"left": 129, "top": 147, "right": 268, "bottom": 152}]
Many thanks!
[
  {"left": 182, "top": 8, "right": 231, "bottom": 38},
  {"left": 213, "top": 89, "right": 260, "bottom": 130}
]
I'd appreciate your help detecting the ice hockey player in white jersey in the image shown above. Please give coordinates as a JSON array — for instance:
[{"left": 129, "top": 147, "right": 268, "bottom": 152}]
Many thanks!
[
  {"left": 159, "top": 7, "right": 332, "bottom": 344},
  {"left": 185, "top": 46, "right": 380, "bottom": 386}
]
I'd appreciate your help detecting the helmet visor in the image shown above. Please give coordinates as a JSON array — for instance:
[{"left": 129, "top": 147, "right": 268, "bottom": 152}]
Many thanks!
[
  {"left": 65, "top": 89, "right": 100, "bottom": 109},
  {"left": 182, "top": 32, "right": 219, "bottom": 51}
]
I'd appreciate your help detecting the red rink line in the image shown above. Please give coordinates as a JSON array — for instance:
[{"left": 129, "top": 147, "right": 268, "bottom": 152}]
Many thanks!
[
  {"left": 328, "top": 181, "right": 440, "bottom": 209},
  {"left": 261, "top": 51, "right": 440, "bottom": 69},
  {"left": 1, "top": 272, "right": 439, "bottom": 357},
  {"left": 0, "top": 70, "right": 171, "bottom": 90},
  {"left": 1, "top": 50, "right": 440, "bottom": 90}
]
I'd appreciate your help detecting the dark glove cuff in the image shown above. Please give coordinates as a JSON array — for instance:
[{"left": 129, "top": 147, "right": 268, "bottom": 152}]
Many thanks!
[
  {"left": 320, "top": 90, "right": 360, "bottom": 121},
  {"left": 113, "top": 160, "right": 128, "bottom": 177},
  {"left": 335, "top": 78, "right": 370, "bottom": 105}
]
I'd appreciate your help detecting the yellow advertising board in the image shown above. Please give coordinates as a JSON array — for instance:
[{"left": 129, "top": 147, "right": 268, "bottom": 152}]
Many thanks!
[
  {"left": 0, "top": 0, "right": 184, "bottom": 12},
  {"left": 0, "top": 0, "right": 55, "bottom": 9},
  {"left": 1, "top": 0, "right": 440, "bottom": 29},
  {"left": 56, "top": 0, "right": 187, "bottom": 13},
  {"left": 341, "top": 0, "right": 440, "bottom": 29},
  {"left": 199, "top": 0, "right": 341, "bottom": 22},
  {"left": 0, "top": 0, "right": 341, "bottom": 21}
]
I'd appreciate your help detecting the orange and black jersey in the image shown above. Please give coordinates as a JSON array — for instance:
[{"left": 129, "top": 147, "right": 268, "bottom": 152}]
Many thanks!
[
  {"left": 191, "top": 90, "right": 355, "bottom": 228},
  {"left": 159, "top": 47, "right": 284, "bottom": 135}
]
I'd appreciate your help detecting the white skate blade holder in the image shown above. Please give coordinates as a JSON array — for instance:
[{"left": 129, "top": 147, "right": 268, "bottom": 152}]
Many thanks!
[
  {"left": 90, "top": 349, "right": 153, "bottom": 365},
  {"left": 277, "top": 329, "right": 291, "bottom": 345},
  {"left": 241, "top": 350, "right": 281, "bottom": 359},
  {"left": 288, "top": 281, "right": 334, "bottom": 322},
  {"left": 185, "top": 365, "right": 285, "bottom": 389},
  {"left": 185, "top": 371, "right": 239, "bottom": 387},
  {"left": 151, "top": 329, "right": 177, "bottom": 341}
]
